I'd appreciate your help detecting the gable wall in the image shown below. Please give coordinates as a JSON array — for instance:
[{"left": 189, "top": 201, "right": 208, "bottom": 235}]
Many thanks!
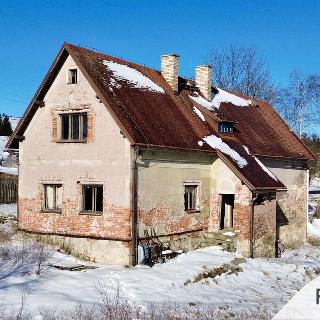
[{"left": 18, "top": 55, "right": 132, "bottom": 265}]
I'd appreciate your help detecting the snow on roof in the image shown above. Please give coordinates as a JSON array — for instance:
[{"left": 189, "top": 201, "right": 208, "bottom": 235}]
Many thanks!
[
  {"left": 190, "top": 88, "right": 252, "bottom": 111},
  {"left": 243, "top": 145, "right": 278, "bottom": 181},
  {"left": 103, "top": 60, "right": 165, "bottom": 93},
  {"left": 202, "top": 135, "right": 248, "bottom": 168},
  {"left": 192, "top": 106, "right": 205, "bottom": 121}
]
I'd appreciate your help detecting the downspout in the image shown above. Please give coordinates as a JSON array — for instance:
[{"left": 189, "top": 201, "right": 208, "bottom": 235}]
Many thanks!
[
  {"left": 131, "top": 146, "right": 139, "bottom": 266},
  {"left": 249, "top": 192, "right": 258, "bottom": 258}
]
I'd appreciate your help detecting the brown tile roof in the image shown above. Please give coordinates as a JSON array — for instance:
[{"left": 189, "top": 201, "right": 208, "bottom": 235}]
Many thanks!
[{"left": 8, "top": 43, "right": 315, "bottom": 191}]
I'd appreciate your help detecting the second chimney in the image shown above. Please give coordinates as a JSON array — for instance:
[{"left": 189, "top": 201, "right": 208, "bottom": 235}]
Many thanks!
[
  {"left": 195, "top": 65, "right": 212, "bottom": 101},
  {"left": 161, "top": 54, "right": 179, "bottom": 92}
]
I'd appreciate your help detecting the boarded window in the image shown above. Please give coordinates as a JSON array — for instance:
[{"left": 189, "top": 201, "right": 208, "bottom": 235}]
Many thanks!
[
  {"left": 44, "top": 184, "right": 62, "bottom": 211},
  {"left": 60, "top": 113, "right": 87, "bottom": 141},
  {"left": 184, "top": 185, "right": 200, "bottom": 211},
  {"left": 82, "top": 185, "right": 103, "bottom": 213},
  {"left": 68, "top": 69, "right": 78, "bottom": 84}
]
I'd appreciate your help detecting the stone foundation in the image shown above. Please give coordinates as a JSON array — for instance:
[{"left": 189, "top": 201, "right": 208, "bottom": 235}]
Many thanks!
[{"left": 21, "top": 231, "right": 131, "bottom": 266}]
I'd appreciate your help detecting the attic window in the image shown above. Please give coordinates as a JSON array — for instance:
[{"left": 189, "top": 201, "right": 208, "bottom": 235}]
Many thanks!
[
  {"left": 68, "top": 68, "right": 78, "bottom": 84},
  {"left": 219, "top": 122, "right": 233, "bottom": 133}
]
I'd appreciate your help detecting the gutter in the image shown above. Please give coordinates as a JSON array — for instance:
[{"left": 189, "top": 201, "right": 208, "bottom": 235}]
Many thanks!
[{"left": 131, "top": 146, "right": 139, "bottom": 266}]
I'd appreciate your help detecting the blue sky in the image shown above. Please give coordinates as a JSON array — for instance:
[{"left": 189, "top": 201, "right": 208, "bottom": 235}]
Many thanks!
[{"left": 1, "top": 0, "right": 320, "bottom": 116}]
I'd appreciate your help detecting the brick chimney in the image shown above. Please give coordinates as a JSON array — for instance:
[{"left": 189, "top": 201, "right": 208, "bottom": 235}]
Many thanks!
[
  {"left": 195, "top": 65, "right": 212, "bottom": 101},
  {"left": 161, "top": 54, "right": 179, "bottom": 92}
]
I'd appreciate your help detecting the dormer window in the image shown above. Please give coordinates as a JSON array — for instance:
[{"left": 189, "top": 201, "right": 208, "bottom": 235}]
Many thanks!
[
  {"left": 219, "top": 122, "right": 233, "bottom": 133},
  {"left": 67, "top": 68, "right": 78, "bottom": 84}
]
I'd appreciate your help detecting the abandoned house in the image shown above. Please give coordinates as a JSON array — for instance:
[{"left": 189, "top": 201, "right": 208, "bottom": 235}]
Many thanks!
[{"left": 7, "top": 43, "right": 315, "bottom": 266}]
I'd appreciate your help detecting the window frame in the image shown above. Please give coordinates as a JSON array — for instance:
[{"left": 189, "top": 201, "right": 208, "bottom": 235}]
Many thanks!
[
  {"left": 59, "top": 112, "right": 88, "bottom": 143},
  {"left": 42, "top": 184, "right": 63, "bottom": 213},
  {"left": 218, "top": 122, "right": 234, "bottom": 134},
  {"left": 67, "top": 68, "right": 78, "bottom": 84},
  {"left": 184, "top": 183, "right": 200, "bottom": 213},
  {"left": 80, "top": 184, "right": 104, "bottom": 215}
]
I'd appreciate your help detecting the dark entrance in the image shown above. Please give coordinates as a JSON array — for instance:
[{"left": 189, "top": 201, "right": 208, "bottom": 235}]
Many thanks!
[{"left": 220, "top": 194, "right": 235, "bottom": 229}]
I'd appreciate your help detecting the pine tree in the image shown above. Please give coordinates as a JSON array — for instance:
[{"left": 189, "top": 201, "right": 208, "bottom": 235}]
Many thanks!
[
  {"left": 0, "top": 114, "right": 13, "bottom": 136},
  {"left": 0, "top": 114, "right": 2, "bottom": 132}
]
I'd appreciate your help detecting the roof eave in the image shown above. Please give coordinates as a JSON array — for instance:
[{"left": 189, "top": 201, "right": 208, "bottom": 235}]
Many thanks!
[{"left": 217, "top": 151, "right": 286, "bottom": 192}]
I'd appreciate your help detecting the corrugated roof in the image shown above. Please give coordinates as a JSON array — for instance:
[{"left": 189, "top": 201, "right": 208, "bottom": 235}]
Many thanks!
[{"left": 8, "top": 43, "right": 315, "bottom": 191}]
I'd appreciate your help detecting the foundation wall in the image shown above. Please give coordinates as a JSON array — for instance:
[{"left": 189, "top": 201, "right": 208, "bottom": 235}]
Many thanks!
[{"left": 23, "top": 231, "right": 130, "bottom": 266}]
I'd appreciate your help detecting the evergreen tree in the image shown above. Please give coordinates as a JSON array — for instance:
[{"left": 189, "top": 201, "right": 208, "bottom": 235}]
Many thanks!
[
  {"left": 0, "top": 114, "right": 2, "bottom": 132},
  {"left": 0, "top": 114, "right": 13, "bottom": 136}
]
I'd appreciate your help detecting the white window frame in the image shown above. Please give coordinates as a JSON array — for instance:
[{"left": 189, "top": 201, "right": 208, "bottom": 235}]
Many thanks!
[
  {"left": 43, "top": 184, "right": 63, "bottom": 213},
  {"left": 67, "top": 68, "right": 78, "bottom": 84}
]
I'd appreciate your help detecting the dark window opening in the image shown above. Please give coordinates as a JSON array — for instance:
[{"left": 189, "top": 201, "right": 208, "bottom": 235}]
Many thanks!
[
  {"left": 220, "top": 194, "right": 234, "bottom": 229},
  {"left": 60, "top": 113, "right": 88, "bottom": 141},
  {"left": 68, "top": 69, "right": 78, "bottom": 84},
  {"left": 184, "top": 185, "right": 199, "bottom": 211},
  {"left": 219, "top": 122, "right": 233, "bottom": 133},
  {"left": 82, "top": 185, "right": 103, "bottom": 213},
  {"left": 44, "top": 184, "right": 62, "bottom": 211}
]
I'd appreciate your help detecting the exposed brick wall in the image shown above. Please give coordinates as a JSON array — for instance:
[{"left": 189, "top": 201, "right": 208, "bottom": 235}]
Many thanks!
[
  {"left": 138, "top": 203, "right": 209, "bottom": 237},
  {"left": 253, "top": 198, "right": 276, "bottom": 257},
  {"left": 86, "top": 112, "right": 94, "bottom": 142},
  {"left": 209, "top": 193, "right": 220, "bottom": 231},
  {"left": 18, "top": 192, "right": 131, "bottom": 240},
  {"left": 51, "top": 112, "right": 58, "bottom": 142}
]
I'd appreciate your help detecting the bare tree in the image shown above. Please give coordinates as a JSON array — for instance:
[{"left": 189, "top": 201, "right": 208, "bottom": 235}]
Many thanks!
[
  {"left": 277, "top": 70, "right": 320, "bottom": 138},
  {"left": 206, "top": 45, "right": 277, "bottom": 103}
]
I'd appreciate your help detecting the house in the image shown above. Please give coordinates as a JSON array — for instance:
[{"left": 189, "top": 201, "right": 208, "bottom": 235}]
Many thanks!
[{"left": 7, "top": 43, "right": 315, "bottom": 266}]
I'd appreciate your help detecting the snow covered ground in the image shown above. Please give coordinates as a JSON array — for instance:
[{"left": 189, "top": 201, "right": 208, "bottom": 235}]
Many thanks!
[
  {"left": 308, "top": 194, "right": 320, "bottom": 240},
  {"left": 0, "top": 204, "right": 17, "bottom": 218},
  {"left": 1, "top": 195, "right": 320, "bottom": 318},
  {"left": 1, "top": 216, "right": 320, "bottom": 319},
  {"left": 0, "top": 136, "right": 8, "bottom": 156}
]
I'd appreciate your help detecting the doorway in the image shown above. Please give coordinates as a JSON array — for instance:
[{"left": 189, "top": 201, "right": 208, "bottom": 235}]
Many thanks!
[{"left": 220, "top": 194, "right": 235, "bottom": 229}]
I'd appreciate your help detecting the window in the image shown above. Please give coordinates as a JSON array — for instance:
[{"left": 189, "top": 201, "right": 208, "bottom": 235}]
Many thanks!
[
  {"left": 43, "top": 184, "right": 62, "bottom": 212},
  {"left": 68, "top": 69, "right": 78, "bottom": 84},
  {"left": 219, "top": 122, "right": 233, "bottom": 133},
  {"left": 82, "top": 185, "right": 103, "bottom": 213},
  {"left": 60, "top": 113, "right": 88, "bottom": 141},
  {"left": 220, "top": 194, "right": 234, "bottom": 229},
  {"left": 184, "top": 185, "right": 200, "bottom": 211}
]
